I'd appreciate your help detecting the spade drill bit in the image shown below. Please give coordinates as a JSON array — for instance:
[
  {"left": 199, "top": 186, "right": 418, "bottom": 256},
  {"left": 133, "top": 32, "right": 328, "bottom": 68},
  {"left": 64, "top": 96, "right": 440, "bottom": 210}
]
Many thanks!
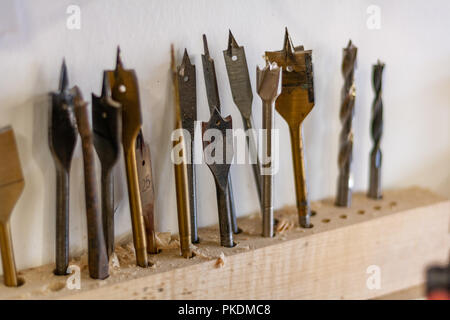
[
  {"left": 49, "top": 60, "right": 78, "bottom": 275},
  {"left": 202, "top": 108, "right": 235, "bottom": 247},
  {"left": 177, "top": 49, "right": 199, "bottom": 244},
  {"left": 202, "top": 34, "right": 240, "bottom": 234},
  {"left": 0, "top": 126, "right": 24, "bottom": 287},
  {"left": 171, "top": 45, "right": 193, "bottom": 258},
  {"left": 256, "top": 62, "right": 282, "bottom": 237},
  {"left": 106, "top": 47, "right": 148, "bottom": 267},
  {"left": 336, "top": 40, "right": 357, "bottom": 207},
  {"left": 368, "top": 60, "right": 384, "bottom": 199},
  {"left": 72, "top": 86, "right": 109, "bottom": 279},
  {"left": 265, "top": 28, "right": 315, "bottom": 228},
  {"left": 92, "top": 73, "right": 122, "bottom": 258},
  {"left": 223, "top": 30, "right": 262, "bottom": 208},
  {"left": 135, "top": 131, "right": 158, "bottom": 254}
]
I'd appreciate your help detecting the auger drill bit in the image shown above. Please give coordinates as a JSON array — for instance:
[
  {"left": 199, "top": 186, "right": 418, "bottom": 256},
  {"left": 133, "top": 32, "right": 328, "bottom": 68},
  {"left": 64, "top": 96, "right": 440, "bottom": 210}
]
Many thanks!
[
  {"left": 0, "top": 126, "right": 24, "bottom": 287},
  {"left": 135, "top": 131, "right": 158, "bottom": 254},
  {"left": 202, "top": 108, "right": 235, "bottom": 247},
  {"left": 202, "top": 34, "right": 240, "bottom": 234},
  {"left": 256, "top": 62, "right": 282, "bottom": 237},
  {"left": 72, "top": 86, "right": 109, "bottom": 279},
  {"left": 336, "top": 40, "right": 357, "bottom": 207},
  {"left": 177, "top": 49, "right": 199, "bottom": 244},
  {"left": 223, "top": 30, "right": 262, "bottom": 208},
  {"left": 106, "top": 47, "right": 148, "bottom": 267},
  {"left": 171, "top": 45, "right": 193, "bottom": 258},
  {"left": 49, "top": 60, "right": 78, "bottom": 275},
  {"left": 265, "top": 28, "right": 315, "bottom": 228},
  {"left": 92, "top": 73, "right": 122, "bottom": 258},
  {"left": 368, "top": 60, "right": 384, "bottom": 199}
]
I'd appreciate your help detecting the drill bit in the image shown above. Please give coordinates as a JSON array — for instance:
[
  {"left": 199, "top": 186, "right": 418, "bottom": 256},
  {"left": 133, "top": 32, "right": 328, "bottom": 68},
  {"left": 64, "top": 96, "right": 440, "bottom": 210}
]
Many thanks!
[
  {"left": 92, "top": 72, "right": 122, "bottom": 258},
  {"left": 265, "top": 28, "right": 315, "bottom": 228},
  {"left": 135, "top": 131, "right": 158, "bottom": 254},
  {"left": 368, "top": 60, "right": 384, "bottom": 199},
  {"left": 49, "top": 60, "right": 78, "bottom": 275},
  {"left": 202, "top": 108, "right": 235, "bottom": 247},
  {"left": 106, "top": 47, "right": 148, "bottom": 267},
  {"left": 171, "top": 45, "right": 193, "bottom": 258},
  {"left": 223, "top": 30, "right": 262, "bottom": 208},
  {"left": 336, "top": 40, "right": 357, "bottom": 207},
  {"left": 72, "top": 86, "right": 109, "bottom": 279},
  {"left": 256, "top": 61, "right": 282, "bottom": 237},
  {"left": 202, "top": 34, "right": 240, "bottom": 234},
  {"left": 177, "top": 49, "right": 199, "bottom": 244},
  {"left": 0, "top": 126, "right": 24, "bottom": 287}
]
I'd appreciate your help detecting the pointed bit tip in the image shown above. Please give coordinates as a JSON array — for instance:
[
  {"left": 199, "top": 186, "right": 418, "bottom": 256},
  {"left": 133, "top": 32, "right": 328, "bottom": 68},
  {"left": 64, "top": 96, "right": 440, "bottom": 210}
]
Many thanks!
[
  {"left": 116, "top": 46, "right": 123, "bottom": 69},
  {"left": 59, "top": 59, "right": 68, "bottom": 92},
  {"left": 181, "top": 48, "right": 192, "bottom": 67},
  {"left": 227, "top": 29, "right": 239, "bottom": 54},
  {"left": 203, "top": 34, "right": 210, "bottom": 57},
  {"left": 170, "top": 44, "right": 176, "bottom": 72},
  {"left": 282, "top": 27, "right": 294, "bottom": 57}
]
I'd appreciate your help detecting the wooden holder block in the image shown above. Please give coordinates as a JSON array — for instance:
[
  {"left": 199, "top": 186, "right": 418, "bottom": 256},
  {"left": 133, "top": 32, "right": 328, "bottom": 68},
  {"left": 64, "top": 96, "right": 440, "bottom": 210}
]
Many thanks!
[{"left": 0, "top": 187, "right": 448, "bottom": 299}]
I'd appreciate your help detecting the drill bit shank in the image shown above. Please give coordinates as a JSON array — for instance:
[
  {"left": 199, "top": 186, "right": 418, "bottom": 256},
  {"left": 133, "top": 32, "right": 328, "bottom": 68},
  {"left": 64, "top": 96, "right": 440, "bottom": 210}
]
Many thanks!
[
  {"left": 368, "top": 61, "right": 384, "bottom": 199},
  {"left": 336, "top": 40, "right": 357, "bottom": 207}
]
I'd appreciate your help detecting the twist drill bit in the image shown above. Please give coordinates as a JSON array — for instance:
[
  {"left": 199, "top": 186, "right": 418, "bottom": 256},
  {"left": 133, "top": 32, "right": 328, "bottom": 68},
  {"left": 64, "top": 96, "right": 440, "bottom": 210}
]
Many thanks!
[
  {"left": 49, "top": 60, "right": 78, "bottom": 275},
  {"left": 336, "top": 40, "right": 357, "bottom": 207},
  {"left": 202, "top": 108, "right": 235, "bottom": 247},
  {"left": 223, "top": 30, "right": 262, "bottom": 208},
  {"left": 92, "top": 73, "right": 122, "bottom": 258},
  {"left": 72, "top": 86, "right": 109, "bottom": 279},
  {"left": 106, "top": 47, "right": 148, "bottom": 267},
  {"left": 368, "top": 60, "right": 384, "bottom": 199},
  {"left": 265, "top": 28, "right": 315, "bottom": 228},
  {"left": 135, "top": 131, "right": 158, "bottom": 254},
  {"left": 0, "top": 126, "right": 24, "bottom": 287},
  {"left": 177, "top": 49, "right": 199, "bottom": 244},
  {"left": 256, "top": 62, "right": 282, "bottom": 237},
  {"left": 202, "top": 34, "right": 240, "bottom": 234},
  {"left": 171, "top": 45, "right": 193, "bottom": 258}
]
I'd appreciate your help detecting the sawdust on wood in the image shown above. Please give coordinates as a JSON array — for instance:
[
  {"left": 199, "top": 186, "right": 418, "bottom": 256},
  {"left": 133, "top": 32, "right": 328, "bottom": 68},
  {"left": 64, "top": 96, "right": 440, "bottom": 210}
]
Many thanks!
[{"left": 215, "top": 252, "right": 226, "bottom": 268}]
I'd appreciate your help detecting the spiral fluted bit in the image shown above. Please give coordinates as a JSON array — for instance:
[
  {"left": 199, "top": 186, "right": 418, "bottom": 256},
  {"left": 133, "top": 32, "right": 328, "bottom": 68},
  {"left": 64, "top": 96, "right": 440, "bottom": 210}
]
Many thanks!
[
  {"left": 368, "top": 61, "right": 384, "bottom": 199},
  {"left": 336, "top": 40, "right": 357, "bottom": 207}
]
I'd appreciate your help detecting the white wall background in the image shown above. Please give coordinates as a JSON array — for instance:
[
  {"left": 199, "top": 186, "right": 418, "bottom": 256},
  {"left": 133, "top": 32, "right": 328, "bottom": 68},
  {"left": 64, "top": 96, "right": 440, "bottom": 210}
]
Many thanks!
[{"left": 0, "top": 0, "right": 448, "bottom": 274}]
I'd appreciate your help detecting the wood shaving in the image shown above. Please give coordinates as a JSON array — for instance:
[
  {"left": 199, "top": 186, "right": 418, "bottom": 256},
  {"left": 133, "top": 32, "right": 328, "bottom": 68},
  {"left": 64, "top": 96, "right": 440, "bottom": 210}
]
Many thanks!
[
  {"left": 191, "top": 245, "right": 213, "bottom": 260},
  {"left": 155, "top": 232, "right": 180, "bottom": 250},
  {"left": 215, "top": 252, "right": 226, "bottom": 268},
  {"left": 276, "top": 219, "right": 294, "bottom": 233}
]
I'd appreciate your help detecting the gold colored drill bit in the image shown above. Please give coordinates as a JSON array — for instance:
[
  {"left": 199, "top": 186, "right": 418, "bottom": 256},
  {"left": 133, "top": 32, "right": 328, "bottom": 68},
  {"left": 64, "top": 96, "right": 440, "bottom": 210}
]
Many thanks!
[{"left": 265, "top": 28, "right": 315, "bottom": 228}]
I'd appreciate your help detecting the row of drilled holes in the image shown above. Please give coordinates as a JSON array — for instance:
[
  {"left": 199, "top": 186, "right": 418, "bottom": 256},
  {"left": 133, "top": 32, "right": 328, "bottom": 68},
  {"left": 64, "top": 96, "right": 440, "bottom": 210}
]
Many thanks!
[{"left": 314, "top": 201, "right": 398, "bottom": 224}]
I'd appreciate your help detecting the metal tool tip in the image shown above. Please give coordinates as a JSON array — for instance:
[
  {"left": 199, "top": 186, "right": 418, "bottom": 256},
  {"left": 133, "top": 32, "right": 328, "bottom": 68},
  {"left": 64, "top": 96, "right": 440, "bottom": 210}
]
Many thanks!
[
  {"left": 170, "top": 44, "right": 176, "bottom": 71},
  {"left": 181, "top": 48, "right": 192, "bottom": 66},
  {"left": 227, "top": 29, "right": 239, "bottom": 53},
  {"left": 59, "top": 59, "right": 68, "bottom": 92},
  {"left": 202, "top": 34, "right": 210, "bottom": 57},
  {"left": 283, "top": 27, "right": 294, "bottom": 57},
  {"left": 116, "top": 46, "right": 123, "bottom": 69}
]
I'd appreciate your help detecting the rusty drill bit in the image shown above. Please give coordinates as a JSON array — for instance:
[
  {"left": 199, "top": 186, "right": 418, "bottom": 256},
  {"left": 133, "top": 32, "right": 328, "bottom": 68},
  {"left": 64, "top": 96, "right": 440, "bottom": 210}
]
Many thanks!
[
  {"left": 49, "top": 60, "right": 78, "bottom": 275},
  {"left": 0, "top": 126, "right": 24, "bottom": 287},
  {"left": 256, "top": 61, "right": 282, "bottom": 237},
  {"left": 177, "top": 49, "right": 199, "bottom": 244},
  {"left": 202, "top": 34, "right": 240, "bottom": 234},
  {"left": 106, "top": 47, "right": 148, "bottom": 267},
  {"left": 202, "top": 108, "right": 235, "bottom": 247},
  {"left": 92, "top": 72, "right": 122, "bottom": 258},
  {"left": 368, "top": 60, "right": 384, "bottom": 199},
  {"left": 336, "top": 40, "right": 357, "bottom": 207},
  {"left": 223, "top": 30, "right": 262, "bottom": 209},
  {"left": 171, "top": 45, "right": 193, "bottom": 258},
  {"left": 72, "top": 86, "right": 109, "bottom": 279},
  {"left": 265, "top": 28, "right": 315, "bottom": 228},
  {"left": 135, "top": 131, "right": 158, "bottom": 254}
]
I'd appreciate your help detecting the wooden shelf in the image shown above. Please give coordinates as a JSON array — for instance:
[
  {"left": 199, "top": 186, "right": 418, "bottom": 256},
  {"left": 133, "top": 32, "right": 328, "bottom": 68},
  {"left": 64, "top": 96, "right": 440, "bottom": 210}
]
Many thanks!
[{"left": 0, "top": 187, "right": 448, "bottom": 299}]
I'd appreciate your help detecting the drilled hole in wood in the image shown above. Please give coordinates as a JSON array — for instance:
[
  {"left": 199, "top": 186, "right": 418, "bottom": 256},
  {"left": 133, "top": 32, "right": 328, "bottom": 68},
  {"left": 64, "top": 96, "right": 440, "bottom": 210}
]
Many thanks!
[
  {"left": 374, "top": 206, "right": 381, "bottom": 210},
  {"left": 357, "top": 210, "right": 365, "bottom": 215},
  {"left": 390, "top": 201, "right": 397, "bottom": 207},
  {"left": 311, "top": 211, "right": 317, "bottom": 217},
  {"left": 17, "top": 277, "right": 25, "bottom": 287},
  {"left": 322, "top": 219, "right": 330, "bottom": 223},
  {"left": 340, "top": 215, "right": 347, "bottom": 219}
]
